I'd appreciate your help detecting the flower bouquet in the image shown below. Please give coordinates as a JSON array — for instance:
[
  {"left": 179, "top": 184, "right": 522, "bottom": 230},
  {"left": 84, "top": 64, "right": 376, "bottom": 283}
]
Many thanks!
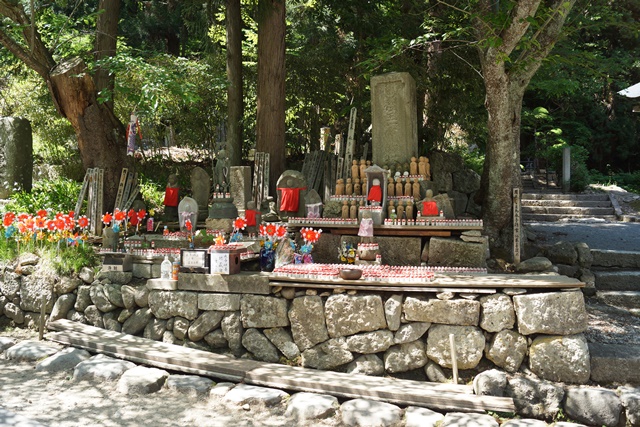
[
  {"left": 258, "top": 223, "right": 288, "bottom": 271},
  {"left": 297, "top": 227, "right": 322, "bottom": 263},
  {"left": 338, "top": 241, "right": 357, "bottom": 264},
  {"left": 229, "top": 217, "right": 247, "bottom": 243}
]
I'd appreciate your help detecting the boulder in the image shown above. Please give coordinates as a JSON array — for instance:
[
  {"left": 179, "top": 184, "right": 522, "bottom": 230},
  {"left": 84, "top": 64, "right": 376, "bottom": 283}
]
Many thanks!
[
  {"left": 35, "top": 347, "right": 91, "bottom": 373},
  {"left": 95, "top": 271, "right": 133, "bottom": 285},
  {"left": 103, "top": 283, "right": 124, "bottom": 308},
  {"left": 619, "top": 387, "right": 640, "bottom": 427},
  {"left": 515, "top": 256, "right": 553, "bottom": 273},
  {"left": 452, "top": 168, "right": 481, "bottom": 194},
  {"left": 324, "top": 294, "right": 386, "bottom": 338},
  {"left": 143, "top": 318, "right": 167, "bottom": 341},
  {"left": 116, "top": 365, "right": 169, "bottom": 395},
  {"left": 103, "top": 310, "right": 122, "bottom": 332},
  {"left": 346, "top": 354, "right": 385, "bottom": 376},
  {"left": 545, "top": 241, "right": 578, "bottom": 265},
  {"left": 393, "top": 322, "right": 431, "bottom": 344},
  {"left": 529, "top": 334, "right": 590, "bottom": 384},
  {"left": 574, "top": 242, "right": 593, "bottom": 268},
  {"left": 426, "top": 324, "right": 484, "bottom": 370},
  {"left": 55, "top": 277, "right": 82, "bottom": 294},
  {"left": 134, "top": 285, "right": 149, "bottom": 307},
  {"left": 513, "top": 291, "right": 587, "bottom": 335},
  {"left": 506, "top": 375, "right": 564, "bottom": 420},
  {"left": 173, "top": 317, "right": 189, "bottom": 340},
  {"left": 427, "top": 238, "right": 487, "bottom": 268},
  {"left": 221, "top": 311, "right": 244, "bottom": 353},
  {"left": 447, "top": 190, "right": 468, "bottom": 217},
  {"left": 473, "top": 369, "right": 506, "bottom": 397},
  {"left": 188, "top": 311, "right": 224, "bottom": 341},
  {"left": 121, "top": 307, "right": 152, "bottom": 335},
  {"left": 285, "top": 392, "right": 338, "bottom": 422},
  {"left": 49, "top": 294, "right": 76, "bottom": 322},
  {"left": 165, "top": 374, "right": 214, "bottom": 397},
  {"left": 383, "top": 340, "right": 428, "bottom": 373},
  {"left": 564, "top": 387, "right": 622, "bottom": 427},
  {"left": 242, "top": 328, "right": 281, "bottom": 362},
  {"left": 74, "top": 285, "right": 92, "bottom": 312},
  {"left": 204, "top": 330, "right": 227, "bottom": 349},
  {"left": 120, "top": 285, "right": 136, "bottom": 309},
  {"left": 19, "top": 275, "right": 53, "bottom": 313},
  {"left": 78, "top": 267, "right": 95, "bottom": 284},
  {"left": 404, "top": 297, "right": 480, "bottom": 326},
  {"left": 345, "top": 330, "right": 394, "bottom": 354},
  {"left": 73, "top": 354, "right": 136, "bottom": 381},
  {"left": 441, "top": 413, "right": 498, "bottom": 427},
  {"left": 384, "top": 294, "right": 403, "bottom": 331},
  {"left": 289, "top": 296, "right": 329, "bottom": 351},
  {"left": 4, "top": 340, "right": 59, "bottom": 362},
  {"left": 486, "top": 329, "right": 527, "bottom": 373},
  {"left": 405, "top": 406, "right": 444, "bottom": 427},
  {"left": 84, "top": 305, "right": 104, "bottom": 328},
  {"left": 301, "top": 337, "right": 354, "bottom": 370},
  {"left": 240, "top": 295, "right": 289, "bottom": 328},
  {"left": 341, "top": 398, "right": 403, "bottom": 427},
  {"left": 424, "top": 360, "right": 448, "bottom": 383},
  {"left": 1, "top": 271, "right": 21, "bottom": 299},
  {"left": 224, "top": 383, "right": 289, "bottom": 407},
  {"left": 4, "top": 302, "right": 24, "bottom": 324},
  {"left": 89, "top": 283, "right": 117, "bottom": 313},
  {"left": 264, "top": 327, "right": 300, "bottom": 360},
  {"left": 479, "top": 293, "right": 515, "bottom": 332}
]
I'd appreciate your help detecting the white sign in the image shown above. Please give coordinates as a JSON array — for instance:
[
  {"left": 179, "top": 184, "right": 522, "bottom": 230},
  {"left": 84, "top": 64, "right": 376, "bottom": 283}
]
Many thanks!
[
  {"left": 513, "top": 187, "right": 521, "bottom": 264},
  {"left": 182, "top": 250, "right": 207, "bottom": 269},
  {"left": 210, "top": 253, "right": 230, "bottom": 274}
]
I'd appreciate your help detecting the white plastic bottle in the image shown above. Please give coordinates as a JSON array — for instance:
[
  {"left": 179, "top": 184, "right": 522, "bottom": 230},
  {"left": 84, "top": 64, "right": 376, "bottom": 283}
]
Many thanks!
[{"left": 161, "top": 255, "right": 172, "bottom": 279}]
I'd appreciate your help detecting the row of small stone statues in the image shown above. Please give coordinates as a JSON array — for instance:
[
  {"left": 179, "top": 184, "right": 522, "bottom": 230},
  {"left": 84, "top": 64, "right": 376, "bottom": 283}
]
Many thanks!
[
  {"left": 335, "top": 176, "right": 422, "bottom": 200},
  {"left": 349, "top": 156, "right": 431, "bottom": 182},
  {"left": 340, "top": 198, "right": 419, "bottom": 220}
]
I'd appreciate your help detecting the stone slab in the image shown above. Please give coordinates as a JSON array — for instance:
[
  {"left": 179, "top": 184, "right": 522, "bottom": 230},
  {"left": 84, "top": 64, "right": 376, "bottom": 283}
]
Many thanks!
[
  {"left": 35, "top": 347, "right": 91, "bottom": 373},
  {"left": 73, "top": 354, "right": 137, "bottom": 382},
  {"left": 198, "top": 293, "right": 242, "bottom": 311},
  {"left": 178, "top": 272, "right": 270, "bottom": 294},
  {"left": 146, "top": 278, "right": 178, "bottom": 291},
  {"left": 4, "top": 341, "right": 59, "bottom": 362},
  {"left": 590, "top": 343, "right": 640, "bottom": 384},
  {"left": 223, "top": 383, "right": 289, "bottom": 406},
  {"left": 341, "top": 398, "right": 403, "bottom": 427}
]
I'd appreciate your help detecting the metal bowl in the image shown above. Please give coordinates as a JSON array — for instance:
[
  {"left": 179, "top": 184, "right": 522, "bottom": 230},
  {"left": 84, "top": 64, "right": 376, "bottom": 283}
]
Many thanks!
[{"left": 339, "top": 268, "right": 363, "bottom": 280}]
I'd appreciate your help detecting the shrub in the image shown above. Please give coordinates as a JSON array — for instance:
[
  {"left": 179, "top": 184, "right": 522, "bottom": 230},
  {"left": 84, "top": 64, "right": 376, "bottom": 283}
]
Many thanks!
[{"left": 2, "top": 177, "right": 81, "bottom": 214}]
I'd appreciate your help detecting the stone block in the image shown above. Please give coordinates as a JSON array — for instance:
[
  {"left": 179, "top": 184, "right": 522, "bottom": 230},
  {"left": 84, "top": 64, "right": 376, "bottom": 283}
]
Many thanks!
[
  {"left": 133, "top": 261, "right": 161, "bottom": 279},
  {"left": 345, "top": 330, "right": 394, "bottom": 354},
  {"left": 426, "top": 324, "right": 485, "bottom": 370},
  {"left": 404, "top": 297, "right": 480, "bottom": 326},
  {"left": 564, "top": 387, "right": 622, "bottom": 427},
  {"left": 240, "top": 295, "right": 289, "bottom": 328},
  {"left": 242, "top": 328, "right": 281, "bottom": 363},
  {"left": 384, "top": 294, "right": 403, "bottom": 331},
  {"left": 324, "top": 294, "right": 386, "bottom": 338},
  {"left": 301, "top": 337, "right": 354, "bottom": 370},
  {"left": 289, "top": 296, "right": 329, "bottom": 351},
  {"left": 346, "top": 354, "right": 385, "bottom": 376},
  {"left": 178, "top": 272, "right": 270, "bottom": 294},
  {"left": 383, "top": 340, "right": 428, "bottom": 373},
  {"left": 486, "top": 329, "right": 527, "bottom": 373},
  {"left": 198, "top": 293, "right": 241, "bottom": 311},
  {"left": 377, "top": 236, "right": 422, "bottom": 266},
  {"left": 513, "top": 290, "right": 587, "bottom": 335},
  {"left": 148, "top": 290, "right": 198, "bottom": 320},
  {"left": 393, "top": 322, "right": 430, "bottom": 344},
  {"left": 529, "top": 334, "right": 590, "bottom": 384},
  {"left": 341, "top": 398, "right": 403, "bottom": 427},
  {"left": 146, "top": 278, "right": 177, "bottom": 290},
  {"left": 371, "top": 72, "right": 418, "bottom": 167},
  {"left": 506, "top": 375, "right": 564, "bottom": 420},
  {"left": 479, "top": 293, "right": 515, "bottom": 332},
  {"left": 264, "top": 327, "right": 300, "bottom": 360},
  {"left": 590, "top": 343, "right": 640, "bottom": 384},
  {"left": 427, "top": 237, "right": 487, "bottom": 268},
  {"left": 230, "top": 166, "right": 252, "bottom": 213},
  {"left": 188, "top": 311, "right": 224, "bottom": 341},
  {"left": 285, "top": 392, "right": 338, "bottom": 422}
]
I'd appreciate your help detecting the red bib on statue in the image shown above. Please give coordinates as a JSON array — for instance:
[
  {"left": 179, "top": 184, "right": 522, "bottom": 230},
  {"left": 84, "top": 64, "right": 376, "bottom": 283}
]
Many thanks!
[
  {"left": 277, "top": 187, "right": 305, "bottom": 212},
  {"left": 245, "top": 209, "right": 257, "bottom": 227},
  {"left": 163, "top": 187, "right": 179, "bottom": 207},
  {"left": 422, "top": 201, "right": 438, "bottom": 216}
]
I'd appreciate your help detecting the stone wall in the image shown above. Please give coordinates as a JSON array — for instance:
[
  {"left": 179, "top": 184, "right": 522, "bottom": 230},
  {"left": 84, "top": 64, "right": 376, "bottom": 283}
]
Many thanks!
[{"left": 0, "top": 263, "right": 590, "bottom": 387}]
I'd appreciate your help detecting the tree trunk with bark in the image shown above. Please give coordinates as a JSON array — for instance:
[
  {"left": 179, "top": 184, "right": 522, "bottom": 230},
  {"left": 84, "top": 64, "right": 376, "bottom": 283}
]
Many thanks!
[
  {"left": 226, "top": 0, "right": 243, "bottom": 167},
  {"left": 94, "top": 0, "right": 121, "bottom": 109},
  {"left": 473, "top": 0, "right": 576, "bottom": 261},
  {"left": 256, "top": 0, "right": 286, "bottom": 196}
]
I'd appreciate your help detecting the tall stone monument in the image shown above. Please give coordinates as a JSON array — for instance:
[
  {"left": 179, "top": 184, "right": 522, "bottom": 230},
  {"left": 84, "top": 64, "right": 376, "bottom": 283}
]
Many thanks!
[
  {"left": 370, "top": 72, "right": 418, "bottom": 166},
  {"left": 0, "top": 117, "right": 33, "bottom": 198}
]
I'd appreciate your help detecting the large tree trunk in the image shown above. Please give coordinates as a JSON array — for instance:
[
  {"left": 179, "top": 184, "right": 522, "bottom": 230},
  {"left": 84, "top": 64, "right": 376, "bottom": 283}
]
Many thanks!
[
  {"left": 50, "top": 58, "right": 130, "bottom": 211},
  {"left": 94, "top": 0, "right": 120, "bottom": 109},
  {"left": 256, "top": 0, "right": 286, "bottom": 196},
  {"left": 226, "top": 0, "right": 243, "bottom": 167}
]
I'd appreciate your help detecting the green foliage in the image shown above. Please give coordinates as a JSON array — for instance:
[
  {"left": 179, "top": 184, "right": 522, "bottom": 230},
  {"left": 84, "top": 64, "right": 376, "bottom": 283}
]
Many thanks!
[
  {"left": 591, "top": 170, "right": 640, "bottom": 194},
  {"left": 0, "top": 235, "right": 18, "bottom": 261},
  {"left": 570, "top": 162, "right": 591, "bottom": 192},
  {"left": 3, "top": 178, "right": 81, "bottom": 215},
  {"left": 44, "top": 244, "right": 99, "bottom": 276},
  {"left": 138, "top": 178, "right": 165, "bottom": 215}
]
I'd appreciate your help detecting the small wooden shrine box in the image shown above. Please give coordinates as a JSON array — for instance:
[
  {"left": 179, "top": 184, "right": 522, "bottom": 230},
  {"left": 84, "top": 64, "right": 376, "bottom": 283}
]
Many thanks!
[
  {"left": 102, "top": 254, "right": 133, "bottom": 272},
  {"left": 209, "top": 246, "right": 245, "bottom": 275}
]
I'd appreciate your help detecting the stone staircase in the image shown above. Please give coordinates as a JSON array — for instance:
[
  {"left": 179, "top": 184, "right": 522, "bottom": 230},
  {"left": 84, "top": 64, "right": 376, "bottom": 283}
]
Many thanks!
[
  {"left": 591, "top": 249, "right": 640, "bottom": 313},
  {"left": 522, "top": 192, "right": 617, "bottom": 222},
  {"left": 588, "top": 248, "right": 640, "bottom": 384}
]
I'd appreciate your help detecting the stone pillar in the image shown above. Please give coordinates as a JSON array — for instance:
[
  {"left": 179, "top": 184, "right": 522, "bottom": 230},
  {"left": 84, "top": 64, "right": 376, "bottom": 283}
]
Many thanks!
[
  {"left": 562, "top": 146, "right": 571, "bottom": 193},
  {"left": 0, "top": 117, "right": 33, "bottom": 198},
  {"left": 370, "top": 72, "right": 418, "bottom": 166},
  {"left": 230, "top": 166, "right": 252, "bottom": 213}
]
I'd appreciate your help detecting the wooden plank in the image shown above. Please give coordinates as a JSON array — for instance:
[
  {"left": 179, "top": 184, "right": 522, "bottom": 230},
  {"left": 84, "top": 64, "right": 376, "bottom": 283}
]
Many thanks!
[
  {"left": 270, "top": 281, "right": 496, "bottom": 294},
  {"left": 74, "top": 169, "right": 91, "bottom": 216},
  {"left": 262, "top": 152, "right": 270, "bottom": 202},
  {"left": 362, "top": 142, "right": 369, "bottom": 162},
  {"left": 323, "top": 156, "right": 331, "bottom": 202},
  {"left": 344, "top": 107, "right": 357, "bottom": 179},
  {"left": 332, "top": 228, "right": 452, "bottom": 237},
  {"left": 122, "top": 186, "right": 139, "bottom": 212},
  {"left": 47, "top": 320, "right": 261, "bottom": 381},
  {"left": 120, "top": 170, "right": 135, "bottom": 210},
  {"left": 46, "top": 319, "right": 515, "bottom": 413},
  {"left": 245, "top": 365, "right": 515, "bottom": 413},
  {"left": 336, "top": 157, "right": 344, "bottom": 181},
  {"left": 113, "top": 168, "right": 128, "bottom": 212}
]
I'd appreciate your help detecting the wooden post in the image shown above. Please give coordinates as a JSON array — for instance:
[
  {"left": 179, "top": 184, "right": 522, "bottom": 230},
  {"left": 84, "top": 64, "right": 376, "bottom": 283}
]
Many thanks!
[
  {"left": 96, "top": 168, "right": 104, "bottom": 236},
  {"left": 74, "top": 170, "right": 91, "bottom": 216},
  {"left": 39, "top": 294, "right": 46, "bottom": 341},
  {"left": 449, "top": 334, "right": 458, "bottom": 385},
  {"left": 513, "top": 187, "right": 521, "bottom": 264},
  {"left": 114, "top": 168, "right": 128, "bottom": 212},
  {"left": 344, "top": 107, "right": 357, "bottom": 179}
]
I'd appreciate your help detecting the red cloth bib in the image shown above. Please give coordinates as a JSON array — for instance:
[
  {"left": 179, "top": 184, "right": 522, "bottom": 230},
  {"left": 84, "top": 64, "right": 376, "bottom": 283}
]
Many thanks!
[
  {"left": 245, "top": 209, "right": 257, "bottom": 227},
  {"left": 367, "top": 185, "right": 382, "bottom": 203},
  {"left": 277, "top": 187, "right": 306, "bottom": 212},
  {"left": 422, "top": 201, "right": 438, "bottom": 216},
  {"left": 163, "top": 187, "right": 179, "bottom": 207}
]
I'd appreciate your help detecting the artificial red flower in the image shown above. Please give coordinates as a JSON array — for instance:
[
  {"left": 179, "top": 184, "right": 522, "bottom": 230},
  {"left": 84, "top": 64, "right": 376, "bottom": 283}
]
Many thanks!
[
  {"left": 266, "top": 224, "right": 276, "bottom": 236},
  {"left": 3, "top": 212, "right": 15, "bottom": 227},
  {"left": 68, "top": 211, "right": 75, "bottom": 219},
  {"left": 34, "top": 216, "right": 46, "bottom": 230},
  {"left": 102, "top": 212, "right": 113, "bottom": 225},
  {"left": 185, "top": 219, "right": 192, "bottom": 231},
  {"left": 46, "top": 220, "right": 56, "bottom": 231},
  {"left": 137, "top": 209, "right": 147, "bottom": 221},
  {"left": 234, "top": 217, "right": 247, "bottom": 230},
  {"left": 36, "top": 209, "right": 48, "bottom": 218},
  {"left": 114, "top": 209, "right": 126, "bottom": 222},
  {"left": 17, "top": 222, "right": 27, "bottom": 234},
  {"left": 275, "top": 224, "right": 287, "bottom": 238},
  {"left": 259, "top": 224, "right": 267, "bottom": 236},
  {"left": 129, "top": 215, "right": 139, "bottom": 226},
  {"left": 63, "top": 215, "right": 74, "bottom": 230},
  {"left": 17, "top": 213, "right": 31, "bottom": 222},
  {"left": 127, "top": 209, "right": 136, "bottom": 219},
  {"left": 77, "top": 216, "right": 89, "bottom": 229},
  {"left": 55, "top": 218, "right": 65, "bottom": 231},
  {"left": 25, "top": 217, "right": 35, "bottom": 231}
]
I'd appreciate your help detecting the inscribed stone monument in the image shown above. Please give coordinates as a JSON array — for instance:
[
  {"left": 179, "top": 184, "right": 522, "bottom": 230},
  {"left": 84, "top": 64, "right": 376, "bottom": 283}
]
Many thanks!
[
  {"left": 370, "top": 72, "right": 418, "bottom": 166},
  {"left": 190, "top": 167, "right": 210, "bottom": 219},
  {"left": 0, "top": 117, "right": 33, "bottom": 198},
  {"left": 229, "top": 166, "right": 252, "bottom": 213}
]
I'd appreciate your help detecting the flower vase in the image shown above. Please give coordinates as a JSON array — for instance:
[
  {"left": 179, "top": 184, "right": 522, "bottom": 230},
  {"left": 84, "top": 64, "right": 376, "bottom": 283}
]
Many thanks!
[
  {"left": 259, "top": 248, "right": 276, "bottom": 272},
  {"left": 303, "top": 253, "right": 313, "bottom": 264}
]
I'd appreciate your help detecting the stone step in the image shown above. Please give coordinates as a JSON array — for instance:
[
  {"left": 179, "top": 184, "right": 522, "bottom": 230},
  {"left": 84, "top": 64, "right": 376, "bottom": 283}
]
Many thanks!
[
  {"left": 589, "top": 342, "right": 640, "bottom": 384},
  {"left": 523, "top": 193, "right": 610, "bottom": 201},
  {"left": 596, "top": 290, "right": 640, "bottom": 309},
  {"left": 522, "top": 206, "right": 615, "bottom": 216},
  {"left": 591, "top": 249, "right": 640, "bottom": 268},
  {"left": 522, "top": 199, "right": 612, "bottom": 208},
  {"left": 522, "top": 213, "right": 617, "bottom": 222},
  {"left": 593, "top": 270, "right": 640, "bottom": 291}
]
